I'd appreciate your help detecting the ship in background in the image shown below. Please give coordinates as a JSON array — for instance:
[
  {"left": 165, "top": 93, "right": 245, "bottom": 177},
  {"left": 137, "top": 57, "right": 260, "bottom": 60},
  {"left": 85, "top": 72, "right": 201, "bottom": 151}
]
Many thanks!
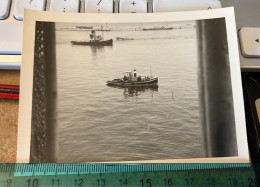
[
  {"left": 76, "top": 26, "right": 94, "bottom": 30},
  {"left": 116, "top": 36, "right": 134, "bottom": 40},
  {"left": 143, "top": 26, "right": 173, "bottom": 31},
  {"left": 96, "top": 24, "right": 111, "bottom": 32}
]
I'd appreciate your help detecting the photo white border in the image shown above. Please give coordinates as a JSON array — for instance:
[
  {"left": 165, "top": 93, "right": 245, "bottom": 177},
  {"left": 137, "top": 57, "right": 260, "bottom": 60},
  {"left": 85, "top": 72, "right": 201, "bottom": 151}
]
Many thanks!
[{"left": 17, "top": 7, "right": 249, "bottom": 163}]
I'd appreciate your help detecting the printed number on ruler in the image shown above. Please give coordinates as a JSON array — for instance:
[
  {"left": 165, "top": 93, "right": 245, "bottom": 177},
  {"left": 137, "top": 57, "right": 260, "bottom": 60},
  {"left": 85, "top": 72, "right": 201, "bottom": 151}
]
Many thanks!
[
  {"left": 50, "top": 0, "right": 80, "bottom": 12},
  {"left": 119, "top": 0, "right": 147, "bottom": 13},
  {"left": 85, "top": 0, "right": 114, "bottom": 13},
  {"left": 0, "top": 163, "right": 257, "bottom": 187}
]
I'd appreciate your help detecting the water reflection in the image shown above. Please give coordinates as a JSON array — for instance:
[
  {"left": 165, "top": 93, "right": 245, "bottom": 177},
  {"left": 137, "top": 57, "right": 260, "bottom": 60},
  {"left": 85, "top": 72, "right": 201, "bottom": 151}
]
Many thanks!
[
  {"left": 71, "top": 45, "right": 112, "bottom": 55},
  {"left": 122, "top": 85, "right": 159, "bottom": 98},
  {"left": 107, "top": 85, "right": 158, "bottom": 98},
  {"left": 90, "top": 46, "right": 105, "bottom": 54}
]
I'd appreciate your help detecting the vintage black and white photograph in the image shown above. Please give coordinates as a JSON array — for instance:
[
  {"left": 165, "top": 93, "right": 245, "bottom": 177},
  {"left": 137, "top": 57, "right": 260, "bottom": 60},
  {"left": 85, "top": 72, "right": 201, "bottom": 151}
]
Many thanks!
[
  {"left": 56, "top": 21, "right": 201, "bottom": 162},
  {"left": 17, "top": 9, "right": 249, "bottom": 163}
]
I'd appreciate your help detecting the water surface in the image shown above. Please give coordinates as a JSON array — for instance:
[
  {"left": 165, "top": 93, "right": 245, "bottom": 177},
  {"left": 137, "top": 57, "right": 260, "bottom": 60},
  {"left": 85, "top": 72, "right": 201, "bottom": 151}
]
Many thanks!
[{"left": 55, "top": 23, "right": 204, "bottom": 162}]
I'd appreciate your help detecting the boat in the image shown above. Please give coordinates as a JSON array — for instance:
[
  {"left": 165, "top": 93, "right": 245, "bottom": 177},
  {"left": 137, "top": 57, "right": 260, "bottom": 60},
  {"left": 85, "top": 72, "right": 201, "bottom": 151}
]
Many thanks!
[
  {"left": 96, "top": 29, "right": 111, "bottom": 31},
  {"left": 106, "top": 69, "right": 158, "bottom": 87},
  {"left": 71, "top": 40, "right": 113, "bottom": 46},
  {"left": 116, "top": 37, "right": 134, "bottom": 40},
  {"left": 76, "top": 26, "right": 93, "bottom": 30},
  {"left": 71, "top": 30, "right": 113, "bottom": 46},
  {"left": 96, "top": 24, "right": 111, "bottom": 31},
  {"left": 143, "top": 26, "right": 173, "bottom": 31}
]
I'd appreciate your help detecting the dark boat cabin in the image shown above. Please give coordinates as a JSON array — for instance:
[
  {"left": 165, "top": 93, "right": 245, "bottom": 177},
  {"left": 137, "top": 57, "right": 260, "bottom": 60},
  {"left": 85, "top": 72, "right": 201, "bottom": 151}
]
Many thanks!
[{"left": 123, "top": 69, "right": 140, "bottom": 82}]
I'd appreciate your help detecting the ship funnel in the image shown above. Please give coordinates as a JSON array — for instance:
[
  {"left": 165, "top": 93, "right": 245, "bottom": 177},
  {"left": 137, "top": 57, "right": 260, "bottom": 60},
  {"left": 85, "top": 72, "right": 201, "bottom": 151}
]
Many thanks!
[{"left": 133, "top": 69, "right": 137, "bottom": 78}]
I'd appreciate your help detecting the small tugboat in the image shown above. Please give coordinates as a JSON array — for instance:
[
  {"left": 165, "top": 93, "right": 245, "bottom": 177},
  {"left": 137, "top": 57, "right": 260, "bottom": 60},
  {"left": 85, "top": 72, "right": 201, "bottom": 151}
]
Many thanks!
[
  {"left": 71, "top": 30, "right": 113, "bottom": 46},
  {"left": 106, "top": 69, "right": 158, "bottom": 87}
]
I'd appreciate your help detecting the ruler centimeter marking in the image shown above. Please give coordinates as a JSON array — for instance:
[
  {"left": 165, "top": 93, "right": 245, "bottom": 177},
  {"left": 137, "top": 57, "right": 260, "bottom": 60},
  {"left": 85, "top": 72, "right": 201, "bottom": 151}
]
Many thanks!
[{"left": 0, "top": 163, "right": 258, "bottom": 187}]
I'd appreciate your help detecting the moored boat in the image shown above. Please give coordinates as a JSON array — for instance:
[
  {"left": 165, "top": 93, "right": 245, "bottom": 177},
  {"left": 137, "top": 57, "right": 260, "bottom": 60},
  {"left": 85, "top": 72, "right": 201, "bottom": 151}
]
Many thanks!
[
  {"left": 76, "top": 26, "right": 93, "bottom": 30},
  {"left": 143, "top": 26, "right": 173, "bottom": 31},
  {"left": 116, "top": 37, "right": 134, "bottom": 40},
  {"left": 71, "top": 30, "right": 113, "bottom": 46},
  {"left": 106, "top": 69, "right": 158, "bottom": 87}
]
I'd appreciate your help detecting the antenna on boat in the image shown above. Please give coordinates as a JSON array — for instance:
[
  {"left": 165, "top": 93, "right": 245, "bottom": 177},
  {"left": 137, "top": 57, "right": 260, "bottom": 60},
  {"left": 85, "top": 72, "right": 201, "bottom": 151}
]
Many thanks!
[{"left": 150, "top": 65, "right": 152, "bottom": 76}]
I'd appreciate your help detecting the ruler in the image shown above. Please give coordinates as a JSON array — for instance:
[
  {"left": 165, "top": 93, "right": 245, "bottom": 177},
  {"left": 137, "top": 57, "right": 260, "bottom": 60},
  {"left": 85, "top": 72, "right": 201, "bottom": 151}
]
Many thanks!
[{"left": 0, "top": 163, "right": 258, "bottom": 187}]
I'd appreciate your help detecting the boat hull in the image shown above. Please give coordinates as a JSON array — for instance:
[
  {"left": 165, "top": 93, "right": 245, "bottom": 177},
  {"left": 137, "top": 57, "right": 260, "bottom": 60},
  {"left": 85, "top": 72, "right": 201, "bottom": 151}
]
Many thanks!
[
  {"left": 143, "top": 27, "right": 173, "bottom": 31},
  {"left": 116, "top": 37, "right": 134, "bottom": 40},
  {"left": 107, "top": 77, "right": 158, "bottom": 87},
  {"left": 71, "top": 39, "right": 113, "bottom": 46}
]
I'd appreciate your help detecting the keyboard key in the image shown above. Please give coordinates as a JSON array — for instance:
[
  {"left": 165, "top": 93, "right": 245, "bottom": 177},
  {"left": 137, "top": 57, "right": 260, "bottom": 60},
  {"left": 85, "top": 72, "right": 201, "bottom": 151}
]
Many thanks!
[
  {"left": 153, "top": 0, "right": 221, "bottom": 12},
  {"left": 50, "top": 0, "right": 80, "bottom": 12},
  {"left": 85, "top": 0, "right": 113, "bottom": 13},
  {"left": 13, "top": 0, "right": 46, "bottom": 21},
  {"left": 0, "top": 55, "right": 21, "bottom": 70},
  {"left": 239, "top": 27, "right": 260, "bottom": 58},
  {"left": 0, "top": 23, "right": 23, "bottom": 55},
  {"left": 119, "top": 0, "right": 147, "bottom": 13},
  {"left": 0, "top": 0, "right": 11, "bottom": 20}
]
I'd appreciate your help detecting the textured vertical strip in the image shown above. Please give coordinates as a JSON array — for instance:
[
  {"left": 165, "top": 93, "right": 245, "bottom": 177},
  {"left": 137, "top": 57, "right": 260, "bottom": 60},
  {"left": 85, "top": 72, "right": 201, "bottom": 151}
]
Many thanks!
[
  {"left": 196, "top": 18, "right": 238, "bottom": 157},
  {"left": 30, "top": 22, "right": 47, "bottom": 162},
  {"left": 30, "top": 22, "right": 57, "bottom": 163}
]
